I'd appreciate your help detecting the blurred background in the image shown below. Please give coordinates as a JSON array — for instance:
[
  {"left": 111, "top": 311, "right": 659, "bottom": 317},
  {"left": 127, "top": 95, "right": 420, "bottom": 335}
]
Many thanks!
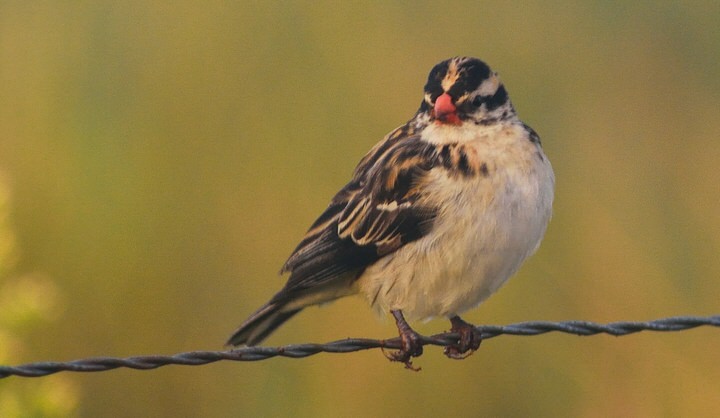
[{"left": 1, "top": 1, "right": 719, "bottom": 416}]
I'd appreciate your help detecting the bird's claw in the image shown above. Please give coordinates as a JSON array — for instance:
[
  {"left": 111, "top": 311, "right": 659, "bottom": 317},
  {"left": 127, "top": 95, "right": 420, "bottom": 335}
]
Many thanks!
[
  {"left": 383, "top": 329, "right": 423, "bottom": 371},
  {"left": 444, "top": 316, "right": 482, "bottom": 360},
  {"left": 386, "top": 309, "right": 424, "bottom": 370}
]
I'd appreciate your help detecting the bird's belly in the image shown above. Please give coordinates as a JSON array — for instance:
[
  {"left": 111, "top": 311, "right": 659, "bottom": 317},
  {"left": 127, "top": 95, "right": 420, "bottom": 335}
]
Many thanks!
[{"left": 355, "top": 166, "right": 552, "bottom": 321}]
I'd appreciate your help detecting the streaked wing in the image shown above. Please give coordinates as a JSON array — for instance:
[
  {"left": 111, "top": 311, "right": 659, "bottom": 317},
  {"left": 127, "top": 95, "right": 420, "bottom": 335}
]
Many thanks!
[
  {"left": 337, "top": 138, "right": 437, "bottom": 254},
  {"left": 276, "top": 130, "right": 438, "bottom": 298}
]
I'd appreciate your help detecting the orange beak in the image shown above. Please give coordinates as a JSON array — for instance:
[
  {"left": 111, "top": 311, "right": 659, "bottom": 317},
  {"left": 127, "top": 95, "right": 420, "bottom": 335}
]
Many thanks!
[{"left": 432, "top": 93, "right": 461, "bottom": 125}]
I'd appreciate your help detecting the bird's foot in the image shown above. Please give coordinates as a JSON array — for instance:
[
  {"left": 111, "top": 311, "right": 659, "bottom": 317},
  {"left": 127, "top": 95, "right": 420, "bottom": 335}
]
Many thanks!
[
  {"left": 384, "top": 310, "right": 424, "bottom": 371},
  {"left": 444, "top": 315, "right": 482, "bottom": 359}
]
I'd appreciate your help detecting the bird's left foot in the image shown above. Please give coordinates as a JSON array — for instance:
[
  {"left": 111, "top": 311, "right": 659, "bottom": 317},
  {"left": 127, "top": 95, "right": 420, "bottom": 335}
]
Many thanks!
[{"left": 444, "top": 315, "right": 482, "bottom": 359}]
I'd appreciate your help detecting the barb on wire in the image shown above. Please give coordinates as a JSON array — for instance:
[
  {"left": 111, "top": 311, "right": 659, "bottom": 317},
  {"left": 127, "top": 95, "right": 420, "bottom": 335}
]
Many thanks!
[{"left": 1, "top": 315, "right": 718, "bottom": 379}]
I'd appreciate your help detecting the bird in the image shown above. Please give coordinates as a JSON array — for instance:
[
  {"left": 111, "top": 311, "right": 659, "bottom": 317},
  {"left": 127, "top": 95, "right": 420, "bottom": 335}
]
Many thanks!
[{"left": 227, "top": 57, "right": 554, "bottom": 368}]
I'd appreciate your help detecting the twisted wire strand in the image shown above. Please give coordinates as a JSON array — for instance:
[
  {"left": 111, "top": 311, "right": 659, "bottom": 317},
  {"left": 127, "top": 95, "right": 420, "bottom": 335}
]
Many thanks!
[{"left": 1, "top": 315, "right": 718, "bottom": 378}]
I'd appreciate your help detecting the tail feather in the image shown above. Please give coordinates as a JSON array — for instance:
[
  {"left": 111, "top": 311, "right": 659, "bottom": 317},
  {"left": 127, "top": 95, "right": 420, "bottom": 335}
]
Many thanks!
[{"left": 227, "top": 302, "right": 301, "bottom": 346}]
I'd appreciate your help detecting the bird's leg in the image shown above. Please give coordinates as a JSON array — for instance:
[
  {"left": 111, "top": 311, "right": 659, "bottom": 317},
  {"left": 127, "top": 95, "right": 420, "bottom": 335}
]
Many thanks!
[
  {"left": 444, "top": 315, "right": 482, "bottom": 359},
  {"left": 385, "top": 309, "right": 423, "bottom": 370}
]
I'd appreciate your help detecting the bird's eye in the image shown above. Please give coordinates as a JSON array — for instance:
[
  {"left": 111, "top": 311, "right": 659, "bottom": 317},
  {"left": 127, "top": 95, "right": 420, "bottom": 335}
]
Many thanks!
[{"left": 471, "top": 96, "right": 483, "bottom": 107}]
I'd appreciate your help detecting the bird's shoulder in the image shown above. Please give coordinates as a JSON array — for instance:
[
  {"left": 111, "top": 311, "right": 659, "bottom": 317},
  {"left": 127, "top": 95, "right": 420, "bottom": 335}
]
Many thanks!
[{"left": 280, "top": 121, "right": 439, "bottom": 281}]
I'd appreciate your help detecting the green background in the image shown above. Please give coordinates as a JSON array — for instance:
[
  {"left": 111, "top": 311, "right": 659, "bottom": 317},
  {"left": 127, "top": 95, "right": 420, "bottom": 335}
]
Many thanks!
[{"left": 1, "top": 1, "right": 719, "bottom": 417}]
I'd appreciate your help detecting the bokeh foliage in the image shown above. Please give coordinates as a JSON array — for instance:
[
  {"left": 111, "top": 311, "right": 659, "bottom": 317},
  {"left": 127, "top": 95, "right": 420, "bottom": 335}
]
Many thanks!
[
  {"left": 0, "top": 1, "right": 719, "bottom": 417},
  {"left": 0, "top": 177, "right": 78, "bottom": 417}
]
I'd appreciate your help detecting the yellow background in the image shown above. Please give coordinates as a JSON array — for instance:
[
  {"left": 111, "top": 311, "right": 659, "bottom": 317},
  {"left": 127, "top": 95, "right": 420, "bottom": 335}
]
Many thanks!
[{"left": 1, "top": 1, "right": 719, "bottom": 417}]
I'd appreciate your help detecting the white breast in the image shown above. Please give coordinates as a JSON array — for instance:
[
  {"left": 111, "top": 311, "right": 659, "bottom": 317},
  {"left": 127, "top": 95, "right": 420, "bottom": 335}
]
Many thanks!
[{"left": 355, "top": 123, "right": 554, "bottom": 321}]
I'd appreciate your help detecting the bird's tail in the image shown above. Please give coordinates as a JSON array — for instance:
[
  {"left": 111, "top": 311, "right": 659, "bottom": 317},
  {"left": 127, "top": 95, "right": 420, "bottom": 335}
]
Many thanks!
[{"left": 226, "top": 301, "right": 301, "bottom": 346}]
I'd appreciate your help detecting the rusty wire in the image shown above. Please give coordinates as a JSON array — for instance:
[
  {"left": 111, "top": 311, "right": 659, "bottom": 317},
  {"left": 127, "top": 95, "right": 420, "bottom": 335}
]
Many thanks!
[{"left": 1, "top": 315, "right": 718, "bottom": 378}]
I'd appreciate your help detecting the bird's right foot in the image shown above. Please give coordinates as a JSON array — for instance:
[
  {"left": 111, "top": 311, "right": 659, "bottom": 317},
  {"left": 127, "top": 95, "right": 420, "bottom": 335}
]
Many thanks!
[{"left": 385, "top": 310, "right": 424, "bottom": 371}]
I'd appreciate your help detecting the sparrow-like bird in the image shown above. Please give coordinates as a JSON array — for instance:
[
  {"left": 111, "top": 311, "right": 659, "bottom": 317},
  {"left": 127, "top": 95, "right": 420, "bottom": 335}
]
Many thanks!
[{"left": 228, "top": 57, "right": 554, "bottom": 367}]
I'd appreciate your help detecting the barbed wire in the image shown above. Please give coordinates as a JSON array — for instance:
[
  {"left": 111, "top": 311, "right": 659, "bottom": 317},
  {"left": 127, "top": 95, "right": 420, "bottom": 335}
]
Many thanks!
[{"left": 1, "top": 315, "right": 718, "bottom": 378}]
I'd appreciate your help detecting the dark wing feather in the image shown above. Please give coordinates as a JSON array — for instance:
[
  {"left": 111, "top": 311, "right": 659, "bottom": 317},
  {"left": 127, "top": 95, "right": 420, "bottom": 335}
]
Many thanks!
[
  {"left": 338, "top": 139, "right": 437, "bottom": 254},
  {"left": 275, "top": 133, "right": 438, "bottom": 301}
]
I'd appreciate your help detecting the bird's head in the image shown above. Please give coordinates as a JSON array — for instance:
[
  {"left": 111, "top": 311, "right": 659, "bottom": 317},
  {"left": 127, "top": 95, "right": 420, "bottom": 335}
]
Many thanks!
[{"left": 420, "top": 57, "right": 516, "bottom": 126}]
